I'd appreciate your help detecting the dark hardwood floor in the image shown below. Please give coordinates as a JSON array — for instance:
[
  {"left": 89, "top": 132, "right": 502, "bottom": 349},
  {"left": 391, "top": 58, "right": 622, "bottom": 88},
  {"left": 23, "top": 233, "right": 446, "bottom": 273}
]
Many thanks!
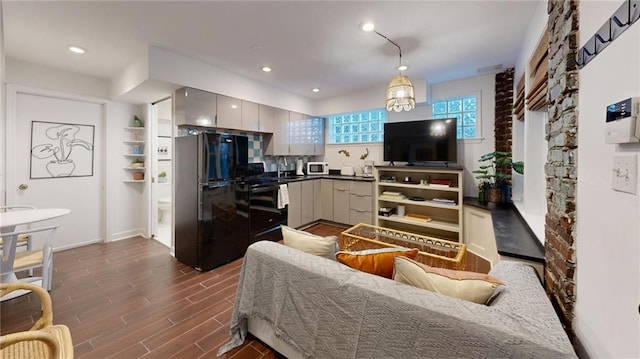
[{"left": 0, "top": 223, "right": 346, "bottom": 359}]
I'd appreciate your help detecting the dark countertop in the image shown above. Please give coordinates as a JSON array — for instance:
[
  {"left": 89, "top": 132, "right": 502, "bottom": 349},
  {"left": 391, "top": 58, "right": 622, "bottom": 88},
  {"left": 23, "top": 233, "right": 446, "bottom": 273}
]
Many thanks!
[
  {"left": 464, "top": 197, "right": 545, "bottom": 263},
  {"left": 265, "top": 171, "right": 376, "bottom": 183}
]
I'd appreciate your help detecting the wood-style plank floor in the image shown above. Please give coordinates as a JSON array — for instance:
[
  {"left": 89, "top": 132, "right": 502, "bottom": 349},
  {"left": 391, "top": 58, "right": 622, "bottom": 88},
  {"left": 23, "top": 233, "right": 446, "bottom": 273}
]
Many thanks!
[{"left": 1, "top": 223, "right": 346, "bottom": 358}]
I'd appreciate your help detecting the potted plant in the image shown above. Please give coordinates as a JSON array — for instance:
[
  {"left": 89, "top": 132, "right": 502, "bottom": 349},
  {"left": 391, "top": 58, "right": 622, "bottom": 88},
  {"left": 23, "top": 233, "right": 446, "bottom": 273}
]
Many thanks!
[
  {"left": 158, "top": 171, "right": 168, "bottom": 183},
  {"left": 472, "top": 151, "right": 524, "bottom": 204}
]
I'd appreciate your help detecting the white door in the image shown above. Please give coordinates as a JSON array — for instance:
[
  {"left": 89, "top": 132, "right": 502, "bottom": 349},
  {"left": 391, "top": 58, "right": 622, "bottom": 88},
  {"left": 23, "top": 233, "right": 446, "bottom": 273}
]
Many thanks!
[{"left": 6, "top": 87, "right": 105, "bottom": 250}]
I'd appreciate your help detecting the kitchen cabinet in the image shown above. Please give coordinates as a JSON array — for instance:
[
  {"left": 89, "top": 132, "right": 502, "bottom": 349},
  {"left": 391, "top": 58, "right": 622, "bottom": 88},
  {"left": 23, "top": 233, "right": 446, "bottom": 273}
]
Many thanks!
[
  {"left": 313, "top": 116, "right": 325, "bottom": 155},
  {"left": 258, "top": 104, "right": 275, "bottom": 133},
  {"left": 300, "top": 180, "right": 315, "bottom": 225},
  {"left": 349, "top": 181, "right": 374, "bottom": 225},
  {"left": 333, "top": 181, "right": 350, "bottom": 224},
  {"left": 264, "top": 108, "right": 291, "bottom": 156},
  {"left": 241, "top": 100, "right": 259, "bottom": 132},
  {"left": 321, "top": 179, "right": 333, "bottom": 221},
  {"left": 174, "top": 87, "right": 217, "bottom": 127},
  {"left": 287, "top": 181, "right": 303, "bottom": 228},
  {"left": 313, "top": 179, "right": 322, "bottom": 221},
  {"left": 375, "top": 166, "right": 464, "bottom": 242},
  {"left": 216, "top": 94, "right": 241, "bottom": 130},
  {"left": 289, "top": 112, "right": 313, "bottom": 156}
]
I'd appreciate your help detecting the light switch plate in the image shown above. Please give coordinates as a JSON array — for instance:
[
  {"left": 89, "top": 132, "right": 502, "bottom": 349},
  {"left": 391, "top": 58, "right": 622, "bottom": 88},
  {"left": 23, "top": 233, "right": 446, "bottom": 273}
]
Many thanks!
[{"left": 612, "top": 154, "right": 637, "bottom": 194}]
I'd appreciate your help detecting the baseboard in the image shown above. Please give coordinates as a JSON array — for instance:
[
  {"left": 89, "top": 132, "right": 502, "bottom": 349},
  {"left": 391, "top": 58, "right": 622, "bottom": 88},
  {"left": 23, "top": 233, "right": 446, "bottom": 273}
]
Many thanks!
[{"left": 111, "top": 229, "right": 147, "bottom": 242}]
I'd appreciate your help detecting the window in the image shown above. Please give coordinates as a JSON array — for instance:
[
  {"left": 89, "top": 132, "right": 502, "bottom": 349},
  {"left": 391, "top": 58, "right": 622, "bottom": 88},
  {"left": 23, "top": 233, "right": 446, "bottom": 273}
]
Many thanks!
[
  {"left": 433, "top": 96, "right": 479, "bottom": 139},
  {"left": 328, "top": 109, "right": 386, "bottom": 144}
]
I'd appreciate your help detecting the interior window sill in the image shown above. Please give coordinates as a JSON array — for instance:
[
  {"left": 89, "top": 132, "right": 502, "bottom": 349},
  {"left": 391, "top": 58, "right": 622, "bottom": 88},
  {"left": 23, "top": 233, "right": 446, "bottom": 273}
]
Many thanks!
[{"left": 459, "top": 137, "right": 484, "bottom": 144}]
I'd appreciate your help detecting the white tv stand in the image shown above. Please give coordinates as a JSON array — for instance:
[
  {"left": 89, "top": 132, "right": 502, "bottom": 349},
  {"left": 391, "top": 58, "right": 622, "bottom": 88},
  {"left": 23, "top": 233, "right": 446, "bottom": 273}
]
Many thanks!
[{"left": 375, "top": 165, "right": 464, "bottom": 242}]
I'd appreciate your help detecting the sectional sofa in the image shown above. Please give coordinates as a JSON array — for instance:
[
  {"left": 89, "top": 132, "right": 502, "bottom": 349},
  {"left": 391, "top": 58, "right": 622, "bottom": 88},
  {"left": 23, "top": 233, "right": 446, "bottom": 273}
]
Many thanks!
[{"left": 219, "top": 241, "right": 576, "bottom": 358}]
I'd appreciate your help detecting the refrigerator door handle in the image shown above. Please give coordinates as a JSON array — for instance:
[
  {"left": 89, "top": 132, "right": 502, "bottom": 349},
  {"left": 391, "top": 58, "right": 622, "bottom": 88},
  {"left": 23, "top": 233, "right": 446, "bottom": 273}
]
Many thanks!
[{"left": 202, "top": 133, "right": 210, "bottom": 183}]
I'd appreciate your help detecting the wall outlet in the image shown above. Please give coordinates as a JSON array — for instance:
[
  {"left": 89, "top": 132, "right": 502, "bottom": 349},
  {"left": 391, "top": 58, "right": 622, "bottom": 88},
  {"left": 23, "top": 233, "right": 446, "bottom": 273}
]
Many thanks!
[{"left": 612, "top": 154, "right": 637, "bottom": 194}]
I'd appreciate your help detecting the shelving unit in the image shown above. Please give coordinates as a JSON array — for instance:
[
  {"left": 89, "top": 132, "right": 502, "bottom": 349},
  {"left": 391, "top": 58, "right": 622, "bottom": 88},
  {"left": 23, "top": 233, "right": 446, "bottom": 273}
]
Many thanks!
[
  {"left": 124, "top": 126, "right": 146, "bottom": 183},
  {"left": 375, "top": 166, "right": 464, "bottom": 242}
]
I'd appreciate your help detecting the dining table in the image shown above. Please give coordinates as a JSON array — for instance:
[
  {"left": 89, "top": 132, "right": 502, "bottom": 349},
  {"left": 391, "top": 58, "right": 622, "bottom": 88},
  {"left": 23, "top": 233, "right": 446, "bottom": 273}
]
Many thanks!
[{"left": 1, "top": 207, "right": 70, "bottom": 300}]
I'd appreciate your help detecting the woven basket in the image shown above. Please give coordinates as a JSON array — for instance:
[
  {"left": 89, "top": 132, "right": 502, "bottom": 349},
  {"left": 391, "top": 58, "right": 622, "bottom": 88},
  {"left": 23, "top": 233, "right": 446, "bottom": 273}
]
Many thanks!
[{"left": 339, "top": 223, "right": 466, "bottom": 270}]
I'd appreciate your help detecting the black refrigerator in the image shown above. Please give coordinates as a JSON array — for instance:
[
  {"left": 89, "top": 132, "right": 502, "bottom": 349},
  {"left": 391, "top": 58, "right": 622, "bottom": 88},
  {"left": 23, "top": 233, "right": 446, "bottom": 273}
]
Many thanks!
[{"left": 174, "top": 133, "right": 249, "bottom": 271}]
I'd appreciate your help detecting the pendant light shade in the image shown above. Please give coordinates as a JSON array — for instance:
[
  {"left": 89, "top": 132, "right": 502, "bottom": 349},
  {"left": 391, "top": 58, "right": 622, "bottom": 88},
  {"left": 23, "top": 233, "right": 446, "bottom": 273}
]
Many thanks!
[
  {"left": 386, "top": 75, "right": 415, "bottom": 112},
  {"left": 363, "top": 24, "right": 416, "bottom": 112}
]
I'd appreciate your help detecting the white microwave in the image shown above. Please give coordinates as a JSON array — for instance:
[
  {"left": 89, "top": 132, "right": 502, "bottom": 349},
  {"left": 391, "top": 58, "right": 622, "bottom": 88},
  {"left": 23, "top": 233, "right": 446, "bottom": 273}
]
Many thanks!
[{"left": 307, "top": 162, "right": 329, "bottom": 175}]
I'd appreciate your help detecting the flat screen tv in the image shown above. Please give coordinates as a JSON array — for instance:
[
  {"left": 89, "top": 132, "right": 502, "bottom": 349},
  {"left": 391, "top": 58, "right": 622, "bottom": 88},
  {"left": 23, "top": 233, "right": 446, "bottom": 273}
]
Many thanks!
[{"left": 383, "top": 119, "right": 458, "bottom": 165}]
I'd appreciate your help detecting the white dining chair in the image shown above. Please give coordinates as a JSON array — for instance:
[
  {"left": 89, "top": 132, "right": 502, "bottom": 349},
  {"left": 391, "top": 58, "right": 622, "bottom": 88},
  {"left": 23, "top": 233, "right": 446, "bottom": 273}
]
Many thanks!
[{"left": 0, "top": 225, "right": 59, "bottom": 291}]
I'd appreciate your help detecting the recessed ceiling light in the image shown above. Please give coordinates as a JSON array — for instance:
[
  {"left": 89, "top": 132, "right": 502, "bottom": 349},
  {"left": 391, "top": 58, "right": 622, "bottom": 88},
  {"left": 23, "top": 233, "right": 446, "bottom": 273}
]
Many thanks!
[
  {"left": 68, "top": 46, "right": 86, "bottom": 54},
  {"left": 262, "top": 66, "right": 272, "bottom": 72},
  {"left": 231, "top": 104, "right": 238, "bottom": 109},
  {"left": 398, "top": 65, "right": 408, "bottom": 71},
  {"left": 359, "top": 21, "right": 376, "bottom": 32},
  {"left": 312, "top": 88, "right": 320, "bottom": 93}
]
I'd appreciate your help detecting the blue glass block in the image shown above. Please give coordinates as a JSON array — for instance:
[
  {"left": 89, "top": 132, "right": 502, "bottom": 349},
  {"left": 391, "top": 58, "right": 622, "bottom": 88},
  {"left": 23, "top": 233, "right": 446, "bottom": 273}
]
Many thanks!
[
  {"left": 457, "top": 128, "right": 462, "bottom": 139},
  {"left": 361, "top": 134, "right": 369, "bottom": 142},
  {"left": 463, "top": 97, "right": 477, "bottom": 112},
  {"left": 453, "top": 113, "right": 462, "bottom": 122},
  {"left": 343, "top": 135, "right": 350, "bottom": 143},
  {"left": 351, "top": 124, "right": 358, "bottom": 132},
  {"left": 370, "top": 122, "right": 378, "bottom": 131},
  {"left": 335, "top": 126, "right": 342, "bottom": 134},
  {"left": 371, "top": 133, "right": 379, "bottom": 142},
  {"left": 334, "top": 135, "right": 341, "bottom": 143},
  {"left": 463, "top": 112, "right": 476, "bottom": 125},
  {"left": 333, "top": 117, "right": 341, "bottom": 125},
  {"left": 448, "top": 100, "right": 462, "bottom": 113},
  {"left": 380, "top": 111, "right": 386, "bottom": 121},
  {"left": 352, "top": 134, "right": 359, "bottom": 142},
  {"left": 343, "top": 125, "right": 350, "bottom": 134},
  {"left": 433, "top": 114, "right": 447, "bottom": 119},
  {"left": 360, "top": 123, "right": 368, "bottom": 131},
  {"left": 463, "top": 127, "right": 477, "bottom": 138},
  {"left": 433, "top": 102, "right": 447, "bottom": 114},
  {"left": 370, "top": 111, "right": 378, "bottom": 120}
]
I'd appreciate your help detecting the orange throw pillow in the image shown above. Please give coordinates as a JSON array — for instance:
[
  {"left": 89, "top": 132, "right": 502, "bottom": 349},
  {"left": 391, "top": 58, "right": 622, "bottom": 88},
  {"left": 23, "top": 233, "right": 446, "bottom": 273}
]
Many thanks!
[{"left": 336, "top": 247, "right": 419, "bottom": 278}]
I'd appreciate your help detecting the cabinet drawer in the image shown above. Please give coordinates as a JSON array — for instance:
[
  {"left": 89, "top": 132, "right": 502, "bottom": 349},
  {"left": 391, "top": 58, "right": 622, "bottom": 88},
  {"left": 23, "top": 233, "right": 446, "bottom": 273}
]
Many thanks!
[
  {"left": 350, "top": 209, "right": 373, "bottom": 225},
  {"left": 350, "top": 181, "right": 373, "bottom": 196},
  {"left": 334, "top": 180, "right": 350, "bottom": 191},
  {"left": 350, "top": 193, "right": 372, "bottom": 212}
]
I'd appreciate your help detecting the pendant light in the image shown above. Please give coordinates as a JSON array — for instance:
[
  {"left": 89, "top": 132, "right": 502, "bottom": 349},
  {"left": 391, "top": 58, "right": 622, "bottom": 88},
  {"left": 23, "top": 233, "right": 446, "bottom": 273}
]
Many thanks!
[{"left": 361, "top": 21, "right": 415, "bottom": 112}]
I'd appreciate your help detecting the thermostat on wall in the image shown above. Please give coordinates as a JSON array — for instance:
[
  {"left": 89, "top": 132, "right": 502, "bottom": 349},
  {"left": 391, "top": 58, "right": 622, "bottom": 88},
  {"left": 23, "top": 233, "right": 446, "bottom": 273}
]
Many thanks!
[{"left": 605, "top": 97, "right": 640, "bottom": 144}]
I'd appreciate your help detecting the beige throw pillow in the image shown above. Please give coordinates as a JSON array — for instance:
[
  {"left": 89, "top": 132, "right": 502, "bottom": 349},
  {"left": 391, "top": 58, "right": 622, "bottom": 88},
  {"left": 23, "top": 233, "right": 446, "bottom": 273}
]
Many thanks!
[
  {"left": 393, "top": 256, "right": 504, "bottom": 304},
  {"left": 281, "top": 225, "right": 338, "bottom": 260}
]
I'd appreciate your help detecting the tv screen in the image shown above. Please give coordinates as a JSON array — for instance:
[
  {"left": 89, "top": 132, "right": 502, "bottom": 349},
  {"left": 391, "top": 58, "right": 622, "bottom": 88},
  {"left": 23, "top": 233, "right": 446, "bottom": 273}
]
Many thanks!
[{"left": 383, "top": 119, "right": 458, "bottom": 164}]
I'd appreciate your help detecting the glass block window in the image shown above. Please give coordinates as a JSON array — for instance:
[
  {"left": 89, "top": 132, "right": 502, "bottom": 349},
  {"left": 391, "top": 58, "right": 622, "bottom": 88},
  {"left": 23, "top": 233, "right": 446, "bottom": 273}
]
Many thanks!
[
  {"left": 328, "top": 109, "right": 386, "bottom": 144},
  {"left": 433, "top": 96, "right": 478, "bottom": 139}
]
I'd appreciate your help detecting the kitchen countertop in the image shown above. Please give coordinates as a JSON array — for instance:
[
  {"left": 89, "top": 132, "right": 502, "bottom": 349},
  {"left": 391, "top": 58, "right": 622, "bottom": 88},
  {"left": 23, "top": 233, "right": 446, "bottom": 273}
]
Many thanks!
[
  {"left": 264, "top": 171, "right": 375, "bottom": 183},
  {"left": 464, "top": 197, "right": 545, "bottom": 263}
]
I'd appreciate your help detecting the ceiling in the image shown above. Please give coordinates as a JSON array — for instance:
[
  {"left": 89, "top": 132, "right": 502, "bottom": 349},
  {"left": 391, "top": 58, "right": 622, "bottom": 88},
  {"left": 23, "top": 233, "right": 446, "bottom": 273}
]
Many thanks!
[{"left": 2, "top": 1, "right": 540, "bottom": 101}]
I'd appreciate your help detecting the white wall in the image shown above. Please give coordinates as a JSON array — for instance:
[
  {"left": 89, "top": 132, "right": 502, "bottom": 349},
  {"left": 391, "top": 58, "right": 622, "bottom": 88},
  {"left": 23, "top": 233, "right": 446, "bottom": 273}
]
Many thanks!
[
  {"left": 431, "top": 74, "right": 496, "bottom": 197},
  {"left": 4, "top": 59, "right": 149, "bottom": 244},
  {"left": 575, "top": 2, "right": 640, "bottom": 358},
  {"left": 0, "top": 2, "right": 6, "bottom": 206},
  {"left": 511, "top": 0, "right": 549, "bottom": 243}
]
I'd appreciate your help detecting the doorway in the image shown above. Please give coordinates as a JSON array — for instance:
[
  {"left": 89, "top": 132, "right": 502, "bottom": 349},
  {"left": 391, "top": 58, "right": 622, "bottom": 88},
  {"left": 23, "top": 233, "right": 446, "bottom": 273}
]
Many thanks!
[{"left": 151, "top": 98, "right": 173, "bottom": 249}]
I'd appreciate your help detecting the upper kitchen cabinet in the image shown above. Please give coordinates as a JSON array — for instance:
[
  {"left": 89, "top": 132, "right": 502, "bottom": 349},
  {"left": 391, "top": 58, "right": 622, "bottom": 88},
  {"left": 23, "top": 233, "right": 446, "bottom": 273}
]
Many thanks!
[
  {"left": 288, "top": 112, "right": 311, "bottom": 155},
  {"left": 258, "top": 104, "right": 275, "bottom": 133},
  {"left": 241, "top": 100, "right": 260, "bottom": 132},
  {"left": 264, "top": 108, "right": 291, "bottom": 155},
  {"left": 290, "top": 113, "right": 325, "bottom": 155},
  {"left": 216, "top": 95, "right": 242, "bottom": 130},
  {"left": 174, "top": 87, "right": 217, "bottom": 127}
]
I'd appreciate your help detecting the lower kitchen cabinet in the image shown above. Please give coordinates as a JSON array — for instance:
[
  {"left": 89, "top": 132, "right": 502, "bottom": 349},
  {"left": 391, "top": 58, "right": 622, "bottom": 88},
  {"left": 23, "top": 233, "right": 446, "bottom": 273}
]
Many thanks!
[
  {"left": 287, "top": 181, "right": 302, "bottom": 228},
  {"left": 313, "top": 179, "right": 322, "bottom": 221},
  {"left": 333, "top": 181, "right": 350, "bottom": 224},
  {"left": 349, "top": 181, "right": 374, "bottom": 225},
  {"left": 321, "top": 179, "right": 334, "bottom": 221}
]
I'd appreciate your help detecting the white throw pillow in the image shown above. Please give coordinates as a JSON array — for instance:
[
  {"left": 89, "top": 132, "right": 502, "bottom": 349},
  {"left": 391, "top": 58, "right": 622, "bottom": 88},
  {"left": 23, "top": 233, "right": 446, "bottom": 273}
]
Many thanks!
[
  {"left": 281, "top": 225, "right": 338, "bottom": 260},
  {"left": 393, "top": 256, "right": 504, "bottom": 304}
]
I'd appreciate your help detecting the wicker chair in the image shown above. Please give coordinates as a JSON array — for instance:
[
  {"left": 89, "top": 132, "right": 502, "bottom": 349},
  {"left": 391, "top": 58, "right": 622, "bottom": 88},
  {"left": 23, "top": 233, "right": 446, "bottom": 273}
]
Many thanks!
[{"left": 0, "top": 282, "right": 74, "bottom": 359}]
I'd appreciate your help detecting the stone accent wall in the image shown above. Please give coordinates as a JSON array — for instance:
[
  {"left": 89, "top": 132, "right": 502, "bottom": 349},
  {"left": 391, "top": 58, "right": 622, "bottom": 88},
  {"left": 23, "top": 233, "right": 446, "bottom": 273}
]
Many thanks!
[
  {"left": 495, "top": 68, "right": 515, "bottom": 154},
  {"left": 545, "top": 0, "right": 579, "bottom": 337}
]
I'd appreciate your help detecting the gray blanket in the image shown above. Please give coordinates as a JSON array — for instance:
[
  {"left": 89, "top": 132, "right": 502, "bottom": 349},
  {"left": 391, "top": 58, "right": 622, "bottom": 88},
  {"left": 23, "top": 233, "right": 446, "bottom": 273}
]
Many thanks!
[{"left": 219, "top": 241, "right": 575, "bottom": 358}]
